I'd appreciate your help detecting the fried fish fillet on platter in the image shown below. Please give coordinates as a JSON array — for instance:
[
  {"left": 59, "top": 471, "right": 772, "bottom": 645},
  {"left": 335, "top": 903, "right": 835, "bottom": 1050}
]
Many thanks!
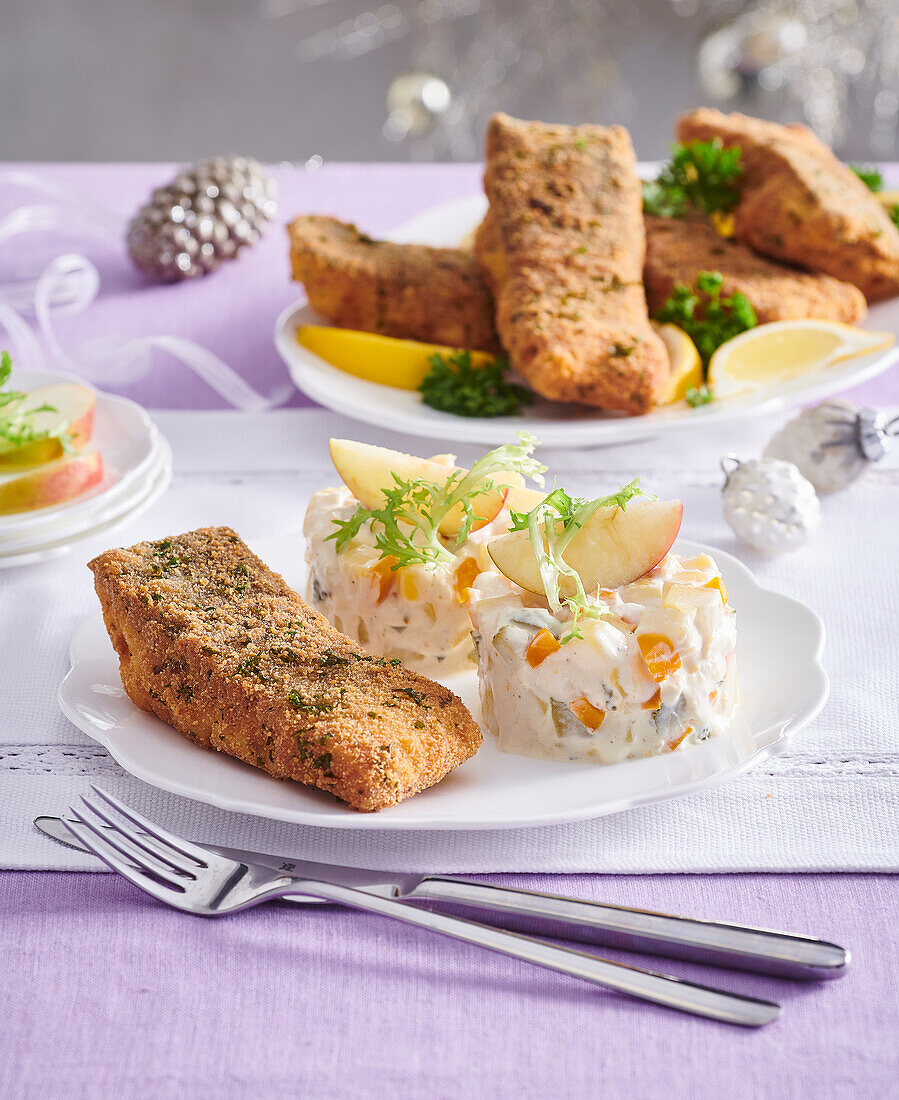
[
  {"left": 89, "top": 527, "right": 481, "bottom": 812},
  {"left": 677, "top": 108, "right": 899, "bottom": 302},
  {"left": 287, "top": 214, "right": 500, "bottom": 353},
  {"left": 644, "top": 215, "right": 868, "bottom": 325},
  {"left": 475, "top": 113, "right": 670, "bottom": 415}
]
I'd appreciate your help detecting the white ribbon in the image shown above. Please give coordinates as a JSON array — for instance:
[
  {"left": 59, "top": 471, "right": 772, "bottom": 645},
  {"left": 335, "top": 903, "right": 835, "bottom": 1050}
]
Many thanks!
[{"left": 0, "top": 172, "right": 293, "bottom": 410}]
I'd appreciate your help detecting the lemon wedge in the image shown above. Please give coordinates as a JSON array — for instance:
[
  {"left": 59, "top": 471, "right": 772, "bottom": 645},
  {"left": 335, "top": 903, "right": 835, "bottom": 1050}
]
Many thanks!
[
  {"left": 876, "top": 189, "right": 899, "bottom": 209},
  {"left": 708, "top": 321, "right": 895, "bottom": 400},
  {"left": 653, "top": 323, "right": 703, "bottom": 404},
  {"left": 296, "top": 325, "right": 495, "bottom": 390}
]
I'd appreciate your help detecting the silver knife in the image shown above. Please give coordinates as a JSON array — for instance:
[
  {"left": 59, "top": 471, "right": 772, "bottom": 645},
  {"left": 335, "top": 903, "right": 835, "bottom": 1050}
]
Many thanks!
[{"left": 35, "top": 815, "right": 849, "bottom": 981}]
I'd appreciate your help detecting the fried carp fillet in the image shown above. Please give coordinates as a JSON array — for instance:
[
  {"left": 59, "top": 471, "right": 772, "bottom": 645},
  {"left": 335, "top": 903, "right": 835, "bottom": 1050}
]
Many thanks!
[
  {"left": 475, "top": 113, "right": 670, "bottom": 414},
  {"left": 288, "top": 214, "right": 500, "bottom": 353},
  {"left": 677, "top": 108, "right": 899, "bottom": 302},
  {"left": 89, "top": 527, "right": 480, "bottom": 812},
  {"left": 644, "top": 215, "right": 867, "bottom": 324}
]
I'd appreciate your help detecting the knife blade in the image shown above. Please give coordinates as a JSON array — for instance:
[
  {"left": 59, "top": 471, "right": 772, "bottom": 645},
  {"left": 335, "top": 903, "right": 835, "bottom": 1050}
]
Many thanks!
[{"left": 34, "top": 814, "right": 849, "bottom": 980}]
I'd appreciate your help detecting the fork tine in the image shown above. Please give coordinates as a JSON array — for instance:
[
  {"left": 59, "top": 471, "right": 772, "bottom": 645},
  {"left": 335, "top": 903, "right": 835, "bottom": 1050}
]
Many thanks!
[
  {"left": 79, "top": 792, "right": 197, "bottom": 879},
  {"left": 88, "top": 785, "right": 210, "bottom": 867},
  {"left": 69, "top": 806, "right": 186, "bottom": 890},
  {"left": 65, "top": 814, "right": 187, "bottom": 905}
]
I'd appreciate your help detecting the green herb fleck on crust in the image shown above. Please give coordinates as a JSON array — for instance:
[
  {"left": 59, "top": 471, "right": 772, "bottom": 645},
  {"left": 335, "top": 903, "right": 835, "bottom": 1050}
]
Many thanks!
[
  {"left": 319, "top": 648, "right": 351, "bottom": 668},
  {"left": 287, "top": 691, "right": 331, "bottom": 715},
  {"left": 394, "top": 687, "right": 429, "bottom": 707},
  {"left": 236, "top": 653, "right": 267, "bottom": 682}
]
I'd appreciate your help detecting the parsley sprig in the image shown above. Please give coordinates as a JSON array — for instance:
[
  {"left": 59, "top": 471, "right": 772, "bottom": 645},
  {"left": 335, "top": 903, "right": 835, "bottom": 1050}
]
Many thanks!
[
  {"left": 654, "top": 271, "right": 757, "bottom": 368},
  {"left": 509, "top": 480, "right": 649, "bottom": 642},
  {"left": 850, "top": 164, "right": 883, "bottom": 192},
  {"left": 0, "top": 351, "right": 66, "bottom": 454},
  {"left": 418, "top": 350, "right": 534, "bottom": 418},
  {"left": 850, "top": 164, "right": 899, "bottom": 228},
  {"left": 685, "top": 385, "right": 714, "bottom": 408},
  {"left": 328, "top": 432, "right": 546, "bottom": 569},
  {"left": 643, "top": 140, "right": 743, "bottom": 219}
]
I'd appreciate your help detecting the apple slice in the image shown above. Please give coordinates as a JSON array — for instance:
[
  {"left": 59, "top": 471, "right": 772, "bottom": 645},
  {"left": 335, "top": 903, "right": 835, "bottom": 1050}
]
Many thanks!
[
  {"left": 487, "top": 498, "right": 683, "bottom": 595},
  {"left": 329, "top": 438, "right": 538, "bottom": 537},
  {"left": 504, "top": 485, "right": 546, "bottom": 517},
  {"left": 0, "top": 451, "right": 103, "bottom": 515},
  {"left": 0, "top": 383, "right": 96, "bottom": 469}
]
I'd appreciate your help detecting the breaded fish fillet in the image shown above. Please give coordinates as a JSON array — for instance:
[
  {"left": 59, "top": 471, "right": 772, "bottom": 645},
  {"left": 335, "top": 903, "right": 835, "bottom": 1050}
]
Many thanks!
[
  {"left": 644, "top": 215, "right": 867, "bottom": 324},
  {"left": 288, "top": 214, "right": 500, "bottom": 353},
  {"left": 89, "top": 527, "right": 480, "bottom": 812},
  {"left": 475, "top": 113, "right": 670, "bottom": 414},
  {"left": 677, "top": 108, "right": 899, "bottom": 302}
]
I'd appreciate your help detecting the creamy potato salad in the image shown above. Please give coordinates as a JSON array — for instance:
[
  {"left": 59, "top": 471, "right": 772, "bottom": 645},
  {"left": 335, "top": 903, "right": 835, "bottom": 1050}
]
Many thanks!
[
  {"left": 305, "top": 435, "right": 546, "bottom": 675},
  {"left": 305, "top": 484, "right": 503, "bottom": 675},
  {"left": 304, "top": 434, "right": 739, "bottom": 766},
  {"left": 468, "top": 552, "right": 737, "bottom": 764}
]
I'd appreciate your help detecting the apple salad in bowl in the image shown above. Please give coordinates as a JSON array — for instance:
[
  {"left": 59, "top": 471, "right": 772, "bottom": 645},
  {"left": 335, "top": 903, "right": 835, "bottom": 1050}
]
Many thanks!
[
  {"left": 471, "top": 488, "right": 737, "bottom": 763},
  {"left": 303, "top": 435, "right": 546, "bottom": 676}
]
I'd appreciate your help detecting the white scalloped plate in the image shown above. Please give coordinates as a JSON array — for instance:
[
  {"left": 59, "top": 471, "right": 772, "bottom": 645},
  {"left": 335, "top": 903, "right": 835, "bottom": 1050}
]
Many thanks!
[
  {"left": 275, "top": 184, "right": 899, "bottom": 448},
  {"left": 58, "top": 532, "right": 828, "bottom": 830}
]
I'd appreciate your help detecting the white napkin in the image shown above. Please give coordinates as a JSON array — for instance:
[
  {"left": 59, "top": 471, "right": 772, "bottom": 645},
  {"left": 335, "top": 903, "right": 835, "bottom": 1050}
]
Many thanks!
[{"left": 3, "top": 408, "right": 898, "bottom": 873}]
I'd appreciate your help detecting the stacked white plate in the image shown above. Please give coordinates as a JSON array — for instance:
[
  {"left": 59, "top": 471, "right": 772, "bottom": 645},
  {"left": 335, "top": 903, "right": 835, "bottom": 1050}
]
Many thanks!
[{"left": 0, "top": 371, "right": 172, "bottom": 569}]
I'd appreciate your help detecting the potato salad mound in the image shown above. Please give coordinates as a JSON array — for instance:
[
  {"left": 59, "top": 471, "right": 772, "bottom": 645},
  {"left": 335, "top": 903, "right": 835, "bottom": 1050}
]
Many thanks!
[
  {"left": 469, "top": 480, "right": 737, "bottom": 764},
  {"left": 305, "top": 485, "right": 499, "bottom": 675},
  {"left": 304, "top": 435, "right": 546, "bottom": 677},
  {"left": 469, "top": 553, "right": 737, "bottom": 764}
]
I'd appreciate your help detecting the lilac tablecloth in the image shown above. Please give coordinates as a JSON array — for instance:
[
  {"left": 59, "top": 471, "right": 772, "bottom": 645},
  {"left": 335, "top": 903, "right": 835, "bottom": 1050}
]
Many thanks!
[
  {"left": 2, "top": 163, "right": 898, "bottom": 1098},
  {"left": 3, "top": 871, "right": 896, "bottom": 1098}
]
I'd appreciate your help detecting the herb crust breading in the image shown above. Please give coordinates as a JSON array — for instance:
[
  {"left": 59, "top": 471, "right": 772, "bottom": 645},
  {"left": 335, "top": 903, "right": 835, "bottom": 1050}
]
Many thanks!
[
  {"left": 644, "top": 215, "right": 867, "bottom": 325},
  {"left": 677, "top": 109, "right": 899, "bottom": 302},
  {"left": 475, "top": 113, "right": 670, "bottom": 415},
  {"left": 88, "top": 527, "right": 481, "bottom": 812},
  {"left": 288, "top": 214, "right": 500, "bottom": 353}
]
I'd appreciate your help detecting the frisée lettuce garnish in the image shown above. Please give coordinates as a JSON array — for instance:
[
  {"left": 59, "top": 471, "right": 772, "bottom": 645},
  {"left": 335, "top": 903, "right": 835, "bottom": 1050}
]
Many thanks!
[
  {"left": 328, "top": 432, "right": 546, "bottom": 570},
  {"left": 508, "top": 480, "right": 651, "bottom": 641}
]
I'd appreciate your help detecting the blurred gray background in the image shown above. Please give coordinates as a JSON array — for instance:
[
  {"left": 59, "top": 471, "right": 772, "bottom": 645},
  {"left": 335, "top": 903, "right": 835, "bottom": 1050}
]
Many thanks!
[{"left": 2, "top": 0, "right": 897, "bottom": 163}]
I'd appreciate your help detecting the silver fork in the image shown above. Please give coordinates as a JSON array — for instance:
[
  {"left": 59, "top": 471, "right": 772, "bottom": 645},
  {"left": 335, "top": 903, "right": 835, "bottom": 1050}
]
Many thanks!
[{"left": 66, "top": 786, "right": 781, "bottom": 1027}]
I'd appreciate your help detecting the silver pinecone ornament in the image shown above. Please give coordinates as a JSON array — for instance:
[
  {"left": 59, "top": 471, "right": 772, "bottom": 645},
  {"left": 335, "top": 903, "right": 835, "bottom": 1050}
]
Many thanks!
[
  {"left": 763, "top": 400, "right": 896, "bottom": 493},
  {"left": 127, "top": 156, "right": 277, "bottom": 282},
  {"left": 721, "top": 456, "right": 820, "bottom": 553}
]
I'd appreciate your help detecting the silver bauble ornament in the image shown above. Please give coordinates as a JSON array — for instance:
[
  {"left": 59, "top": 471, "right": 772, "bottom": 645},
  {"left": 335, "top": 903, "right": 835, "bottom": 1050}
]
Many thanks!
[
  {"left": 764, "top": 400, "right": 895, "bottom": 493},
  {"left": 698, "top": 10, "right": 808, "bottom": 101},
  {"left": 721, "top": 456, "right": 820, "bottom": 553},
  {"left": 384, "top": 72, "right": 452, "bottom": 142},
  {"left": 127, "top": 156, "right": 277, "bottom": 283}
]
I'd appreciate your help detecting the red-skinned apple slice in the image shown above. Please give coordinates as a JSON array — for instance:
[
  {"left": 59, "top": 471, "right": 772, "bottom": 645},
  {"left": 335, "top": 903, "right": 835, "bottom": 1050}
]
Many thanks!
[
  {"left": 329, "top": 438, "right": 542, "bottom": 537},
  {"left": 0, "top": 451, "right": 104, "bottom": 515},
  {"left": 487, "top": 499, "right": 684, "bottom": 595},
  {"left": 0, "top": 383, "right": 96, "bottom": 469},
  {"left": 503, "top": 485, "right": 546, "bottom": 517}
]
